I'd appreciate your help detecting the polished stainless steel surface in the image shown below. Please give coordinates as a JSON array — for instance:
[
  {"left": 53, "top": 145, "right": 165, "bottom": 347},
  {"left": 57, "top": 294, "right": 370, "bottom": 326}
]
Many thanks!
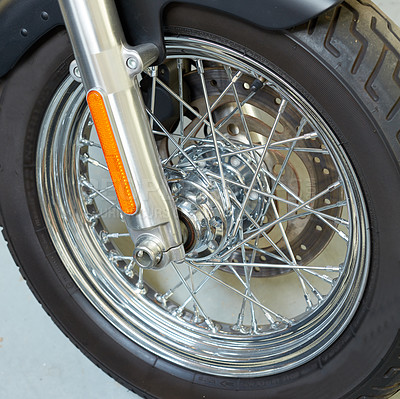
[
  {"left": 58, "top": 0, "right": 184, "bottom": 267},
  {"left": 36, "top": 36, "right": 370, "bottom": 377}
]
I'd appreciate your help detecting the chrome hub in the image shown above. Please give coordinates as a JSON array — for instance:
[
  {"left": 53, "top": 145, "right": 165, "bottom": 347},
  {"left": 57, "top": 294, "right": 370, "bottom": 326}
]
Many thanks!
[
  {"left": 170, "top": 175, "right": 227, "bottom": 259},
  {"left": 168, "top": 144, "right": 270, "bottom": 259}
]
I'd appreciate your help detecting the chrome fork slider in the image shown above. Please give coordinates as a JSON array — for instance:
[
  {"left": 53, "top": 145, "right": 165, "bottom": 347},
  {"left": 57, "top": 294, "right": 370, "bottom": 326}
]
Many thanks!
[{"left": 58, "top": 0, "right": 185, "bottom": 267}]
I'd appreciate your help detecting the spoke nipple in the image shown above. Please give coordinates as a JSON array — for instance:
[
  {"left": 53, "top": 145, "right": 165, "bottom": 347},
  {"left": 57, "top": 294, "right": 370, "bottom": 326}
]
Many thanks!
[
  {"left": 328, "top": 181, "right": 341, "bottom": 192},
  {"left": 155, "top": 293, "right": 167, "bottom": 305},
  {"left": 125, "top": 266, "right": 134, "bottom": 278},
  {"left": 195, "top": 59, "right": 204, "bottom": 74},
  {"left": 304, "top": 132, "right": 318, "bottom": 140},
  {"left": 100, "top": 230, "right": 109, "bottom": 244},
  {"left": 338, "top": 231, "right": 348, "bottom": 241},
  {"left": 172, "top": 306, "right": 184, "bottom": 317},
  {"left": 134, "top": 282, "right": 147, "bottom": 295},
  {"left": 150, "top": 65, "right": 159, "bottom": 77},
  {"left": 88, "top": 215, "right": 98, "bottom": 225},
  {"left": 108, "top": 250, "right": 118, "bottom": 263}
]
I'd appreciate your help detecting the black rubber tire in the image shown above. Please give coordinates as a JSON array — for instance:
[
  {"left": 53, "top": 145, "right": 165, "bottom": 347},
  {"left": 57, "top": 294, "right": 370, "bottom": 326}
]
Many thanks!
[{"left": 1, "top": 1, "right": 400, "bottom": 398}]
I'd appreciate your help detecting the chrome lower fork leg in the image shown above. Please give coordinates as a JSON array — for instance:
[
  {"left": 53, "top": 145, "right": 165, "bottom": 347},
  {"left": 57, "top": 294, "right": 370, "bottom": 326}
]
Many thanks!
[{"left": 58, "top": 0, "right": 185, "bottom": 268}]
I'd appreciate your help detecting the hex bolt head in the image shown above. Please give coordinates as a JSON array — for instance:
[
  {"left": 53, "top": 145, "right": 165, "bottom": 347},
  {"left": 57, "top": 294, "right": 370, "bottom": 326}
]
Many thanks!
[
  {"left": 249, "top": 190, "right": 259, "bottom": 201},
  {"left": 73, "top": 67, "right": 81, "bottom": 78},
  {"left": 230, "top": 157, "right": 241, "bottom": 168},
  {"left": 126, "top": 57, "right": 138, "bottom": 70}
]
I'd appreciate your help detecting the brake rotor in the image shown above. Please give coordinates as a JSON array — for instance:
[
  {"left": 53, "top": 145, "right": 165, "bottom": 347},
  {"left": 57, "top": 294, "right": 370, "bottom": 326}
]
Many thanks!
[{"left": 161, "top": 66, "right": 344, "bottom": 277}]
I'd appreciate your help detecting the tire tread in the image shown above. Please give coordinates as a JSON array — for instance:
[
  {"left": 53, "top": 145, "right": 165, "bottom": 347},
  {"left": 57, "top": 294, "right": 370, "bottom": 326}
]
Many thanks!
[
  {"left": 292, "top": 1, "right": 400, "bottom": 398},
  {"left": 292, "top": 0, "right": 400, "bottom": 162}
]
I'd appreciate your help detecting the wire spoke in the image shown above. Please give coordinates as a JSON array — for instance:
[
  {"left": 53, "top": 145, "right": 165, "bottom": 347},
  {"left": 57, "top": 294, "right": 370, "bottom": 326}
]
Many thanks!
[
  {"left": 231, "top": 98, "right": 288, "bottom": 237},
  {"left": 195, "top": 261, "right": 340, "bottom": 272},
  {"left": 188, "top": 262, "right": 291, "bottom": 325},
  {"left": 229, "top": 196, "right": 292, "bottom": 264},
  {"left": 80, "top": 177, "right": 119, "bottom": 209},
  {"left": 266, "top": 118, "right": 307, "bottom": 206},
  {"left": 87, "top": 203, "right": 120, "bottom": 222},
  {"left": 80, "top": 153, "right": 108, "bottom": 171},
  {"left": 154, "top": 69, "right": 244, "bottom": 165},
  {"left": 197, "top": 59, "right": 231, "bottom": 209},
  {"left": 206, "top": 169, "right": 348, "bottom": 226},
  {"left": 236, "top": 221, "right": 259, "bottom": 332},
  {"left": 172, "top": 263, "right": 221, "bottom": 316},
  {"left": 215, "top": 91, "right": 258, "bottom": 131},
  {"left": 149, "top": 65, "right": 158, "bottom": 131},
  {"left": 267, "top": 176, "right": 349, "bottom": 240},
  {"left": 268, "top": 145, "right": 330, "bottom": 154},
  {"left": 193, "top": 131, "right": 317, "bottom": 163},
  {"left": 224, "top": 180, "right": 342, "bottom": 256},
  {"left": 171, "top": 262, "right": 216, "bottom": 330},
  {"left": 146, "top": 107, "right": 212, "bottom": 186},
  {"left": 225, "top": 66, "right": 254, "bottom": 148},
  {"left": 79, "top": 138, "right": 102, "bottom": 149}
]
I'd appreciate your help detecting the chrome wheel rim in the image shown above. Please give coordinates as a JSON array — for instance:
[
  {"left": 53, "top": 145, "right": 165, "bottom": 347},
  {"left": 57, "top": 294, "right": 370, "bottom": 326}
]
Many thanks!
[{"left": 37, "top": 36, "right": 370, "bottom": 377}]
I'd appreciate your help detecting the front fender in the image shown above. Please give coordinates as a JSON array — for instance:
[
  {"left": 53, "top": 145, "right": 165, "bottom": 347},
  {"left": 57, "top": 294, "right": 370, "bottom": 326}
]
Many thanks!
[
  {"left": 0, "top": 0, "right": 64, "bottom": 77},
  {"left": 0, "top": 0, "right": 342, "bottom": 78}
]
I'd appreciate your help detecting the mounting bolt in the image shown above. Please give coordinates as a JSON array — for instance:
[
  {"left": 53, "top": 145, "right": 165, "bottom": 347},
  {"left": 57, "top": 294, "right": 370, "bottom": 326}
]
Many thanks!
[
  {"left": 73, "top": 67, "right": 81, "bottom": 78},
  {"left": 69, "top": 60, "right": 82, "bottom": 83},
  {"left": 126, "top": 57, "right": 139, "bottom": 70},
  {"left": 249, "top": 190, "right": 259, "bottom": 201},
  {"left": 230, "top": 157, "right": 241, "bottom": 168}
]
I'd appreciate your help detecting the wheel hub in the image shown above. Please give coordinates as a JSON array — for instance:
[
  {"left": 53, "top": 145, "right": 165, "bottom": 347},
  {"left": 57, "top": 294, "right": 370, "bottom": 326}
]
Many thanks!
[{"left": 168, "top": 144, "right": 269, "bottom": 259}]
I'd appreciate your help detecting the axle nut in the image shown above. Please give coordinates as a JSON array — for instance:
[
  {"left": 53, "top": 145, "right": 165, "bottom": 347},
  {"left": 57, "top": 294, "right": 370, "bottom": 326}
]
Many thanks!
[{"left": 134, "top": 237, "right": 163, "bottom": 269}]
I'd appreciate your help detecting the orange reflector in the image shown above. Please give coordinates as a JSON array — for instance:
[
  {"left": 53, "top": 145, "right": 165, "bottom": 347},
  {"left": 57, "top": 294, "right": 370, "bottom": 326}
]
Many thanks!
[{"left": 87, "top": 90, "right": 137, "bottom": 215}]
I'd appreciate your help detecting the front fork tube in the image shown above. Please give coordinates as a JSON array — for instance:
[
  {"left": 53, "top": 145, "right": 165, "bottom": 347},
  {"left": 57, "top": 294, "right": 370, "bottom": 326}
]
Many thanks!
[{"left": 58, "top": 0, "right": 185, "bottom": 268}]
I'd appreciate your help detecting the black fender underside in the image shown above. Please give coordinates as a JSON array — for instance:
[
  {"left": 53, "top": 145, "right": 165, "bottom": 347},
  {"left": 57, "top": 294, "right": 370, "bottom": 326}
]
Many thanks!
[{"left": 0, "top": 0, "right": 342, "bottom": 77}]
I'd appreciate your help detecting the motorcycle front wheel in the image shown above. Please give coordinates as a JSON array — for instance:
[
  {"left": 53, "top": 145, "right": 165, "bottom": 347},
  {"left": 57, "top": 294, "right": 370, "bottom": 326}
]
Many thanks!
[{"left": 1, "top": 1, "right": 400, "bottom": 398}]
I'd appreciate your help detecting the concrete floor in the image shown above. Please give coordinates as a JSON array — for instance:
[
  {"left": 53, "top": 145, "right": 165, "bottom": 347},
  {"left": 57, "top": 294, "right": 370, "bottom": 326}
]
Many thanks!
[{"left": 1, "top": 1, "right": 399, "bottom": 398}]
